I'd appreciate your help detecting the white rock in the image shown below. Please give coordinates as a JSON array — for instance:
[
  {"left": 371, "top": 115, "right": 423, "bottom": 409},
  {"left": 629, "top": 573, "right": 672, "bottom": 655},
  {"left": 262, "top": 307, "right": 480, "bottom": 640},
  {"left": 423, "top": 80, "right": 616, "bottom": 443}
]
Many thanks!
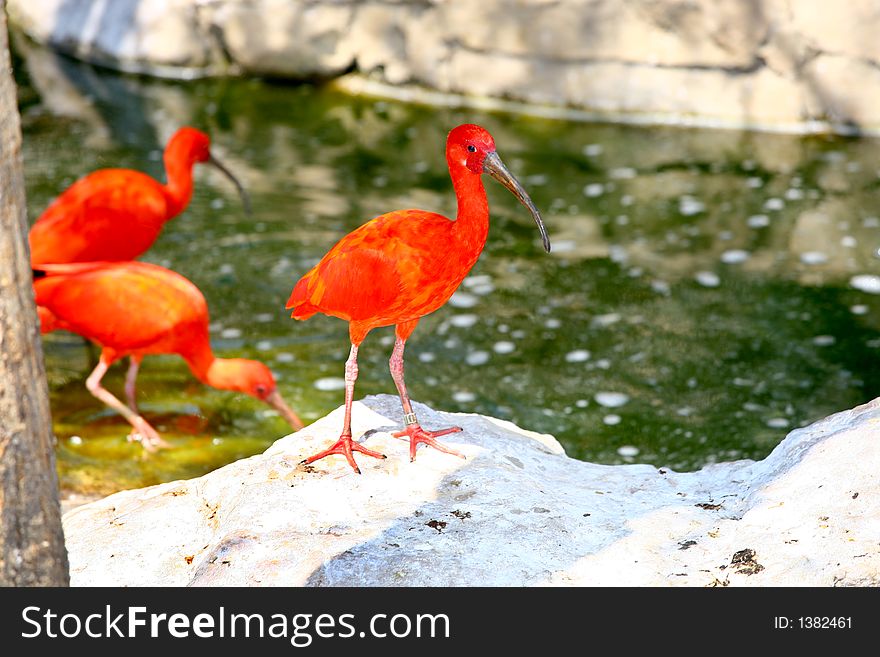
[{"left": 61, "top": 394, "right": 880, "bottom": 586}]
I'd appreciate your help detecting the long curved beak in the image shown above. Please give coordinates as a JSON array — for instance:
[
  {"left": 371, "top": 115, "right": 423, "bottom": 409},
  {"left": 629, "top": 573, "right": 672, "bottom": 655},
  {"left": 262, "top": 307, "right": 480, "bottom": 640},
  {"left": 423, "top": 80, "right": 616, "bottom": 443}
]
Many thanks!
[
  {"left": 208, "top": 154, "right": 253, "bottom": 217},
  {"left": 483, "top": 151, "right": 551, "bottom": 253},
  {"left": 265, "top": 389, "right": 305, "bottom": 432}
]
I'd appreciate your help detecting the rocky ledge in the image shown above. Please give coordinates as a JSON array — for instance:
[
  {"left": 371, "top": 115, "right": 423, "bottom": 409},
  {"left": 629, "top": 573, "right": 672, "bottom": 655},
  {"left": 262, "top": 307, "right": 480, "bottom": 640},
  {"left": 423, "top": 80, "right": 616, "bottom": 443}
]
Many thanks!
[
  {"left": 9, "top": 0, "right": 880, "bottom": 134},
  {"left": 62, "top": 394, "right": 879, "bottom": 586}
]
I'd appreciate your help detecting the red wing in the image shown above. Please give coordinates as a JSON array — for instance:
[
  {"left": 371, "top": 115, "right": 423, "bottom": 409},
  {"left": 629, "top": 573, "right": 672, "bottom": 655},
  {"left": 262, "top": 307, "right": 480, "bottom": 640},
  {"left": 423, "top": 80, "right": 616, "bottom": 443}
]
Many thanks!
[
  {"left": 29, "top": 169, "right": 169, "bottom": 264},
  {"left": 288, "top": 210, "right": 455, "bottom": 322},
  {"left": 34, "top": 262, "right": 207, "bottom": 351}
]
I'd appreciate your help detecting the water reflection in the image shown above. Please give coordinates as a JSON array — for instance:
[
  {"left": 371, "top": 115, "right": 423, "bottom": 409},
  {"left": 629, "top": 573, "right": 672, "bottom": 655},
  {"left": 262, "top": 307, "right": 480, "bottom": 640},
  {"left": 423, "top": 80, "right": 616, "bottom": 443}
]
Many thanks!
[{"left": 14, "top": 39, "right": 880, "bottom": 498}]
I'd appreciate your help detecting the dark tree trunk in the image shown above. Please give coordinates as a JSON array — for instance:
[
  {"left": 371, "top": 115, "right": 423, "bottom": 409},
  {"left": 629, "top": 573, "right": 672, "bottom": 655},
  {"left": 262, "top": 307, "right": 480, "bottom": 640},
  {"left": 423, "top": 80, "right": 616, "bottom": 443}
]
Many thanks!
[{"left": 0, "top": 1, "right": 69, "bottom": 586}]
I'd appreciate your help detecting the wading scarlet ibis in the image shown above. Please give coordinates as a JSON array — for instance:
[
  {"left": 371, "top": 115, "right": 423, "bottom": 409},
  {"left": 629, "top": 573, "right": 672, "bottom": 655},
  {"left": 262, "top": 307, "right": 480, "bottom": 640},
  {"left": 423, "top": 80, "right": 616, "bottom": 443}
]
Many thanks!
[
  {"left": 29, "top": 127, "right": 251, "bottom": 266},
  {"left": 34, "top": 261, "right": 303, "bottom": 450},
  {"left": 287, "top": 124, "right": 550, "bottom": 473}
]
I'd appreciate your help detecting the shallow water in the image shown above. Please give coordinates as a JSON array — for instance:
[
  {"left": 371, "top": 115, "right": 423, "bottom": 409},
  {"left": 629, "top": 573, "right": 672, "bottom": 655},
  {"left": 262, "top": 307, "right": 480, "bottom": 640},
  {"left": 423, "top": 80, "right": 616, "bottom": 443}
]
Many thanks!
[{"left": 13, "top": 44, "right": 880, "bottom": 497}]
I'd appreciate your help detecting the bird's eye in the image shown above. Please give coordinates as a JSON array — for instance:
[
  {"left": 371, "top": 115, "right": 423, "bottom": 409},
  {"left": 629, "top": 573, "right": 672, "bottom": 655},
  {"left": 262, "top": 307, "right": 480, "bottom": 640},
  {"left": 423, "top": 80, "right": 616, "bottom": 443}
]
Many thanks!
[
  {"left": 467, "top": 145, "right": 477, "bottom": 153},
  {"left": 256, "top": 384, "right": 267, "bottom": 395}
]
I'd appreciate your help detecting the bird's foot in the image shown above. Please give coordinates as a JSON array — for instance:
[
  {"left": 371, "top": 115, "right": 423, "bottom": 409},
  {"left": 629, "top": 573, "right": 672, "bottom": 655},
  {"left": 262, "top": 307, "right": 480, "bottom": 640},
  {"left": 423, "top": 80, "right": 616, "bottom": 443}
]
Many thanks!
[
  {"left": 392, "top": 424, "right": 465, "bottom": 462},
  {"left": 126, "top": 417, "right": 171, "bottom": 452},
  {"left": 301, "top": 434, "right": 386, "bottom": 474}
]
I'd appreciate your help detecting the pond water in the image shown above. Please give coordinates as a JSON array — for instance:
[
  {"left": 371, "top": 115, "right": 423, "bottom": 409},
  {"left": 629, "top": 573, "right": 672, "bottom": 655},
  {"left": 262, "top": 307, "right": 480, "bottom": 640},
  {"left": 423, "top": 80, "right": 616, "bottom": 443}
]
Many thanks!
[{"left": 13, "top": 42, "right": 880, "bottom": 498}]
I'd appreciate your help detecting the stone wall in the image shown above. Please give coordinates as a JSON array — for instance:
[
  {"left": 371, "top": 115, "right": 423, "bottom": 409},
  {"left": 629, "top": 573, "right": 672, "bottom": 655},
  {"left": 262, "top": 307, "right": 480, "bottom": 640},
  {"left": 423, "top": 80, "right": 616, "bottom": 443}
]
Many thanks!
[{"left": 9, "top": 0, "right": 880, "bottom": 134}]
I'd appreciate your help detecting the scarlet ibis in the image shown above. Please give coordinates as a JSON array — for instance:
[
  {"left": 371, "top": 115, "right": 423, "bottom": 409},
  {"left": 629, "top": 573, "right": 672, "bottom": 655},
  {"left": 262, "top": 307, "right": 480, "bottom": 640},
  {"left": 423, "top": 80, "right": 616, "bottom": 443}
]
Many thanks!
[
  {"left": 287, "top": 123, "right": 550, "bottom": 473},
  {"left": 29, "top": 126, "right": 251, "bottom": 266},
  {"left": 34, "top": 261, "right": 303, "bottom": 450}
]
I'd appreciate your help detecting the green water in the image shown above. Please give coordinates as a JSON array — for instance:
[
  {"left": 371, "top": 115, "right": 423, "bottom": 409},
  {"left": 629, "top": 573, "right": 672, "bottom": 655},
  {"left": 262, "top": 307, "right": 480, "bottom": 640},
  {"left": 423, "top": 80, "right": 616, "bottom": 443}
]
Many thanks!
[{"left": 14, "top": 45, "right": 880, "bottom": 498}]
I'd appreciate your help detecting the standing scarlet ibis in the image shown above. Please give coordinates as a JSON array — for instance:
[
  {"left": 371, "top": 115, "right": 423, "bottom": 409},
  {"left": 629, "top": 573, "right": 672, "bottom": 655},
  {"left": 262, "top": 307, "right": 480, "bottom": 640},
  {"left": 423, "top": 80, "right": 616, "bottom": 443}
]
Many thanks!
[
  {"left": 287, "top": 123, "right": 550, "bottom": 473},
  {"left": 28, "top": 126, "right": 251, "bottom": 266},
  {"left": 34, "top": 261, "right": 303, "bottom": 450}
]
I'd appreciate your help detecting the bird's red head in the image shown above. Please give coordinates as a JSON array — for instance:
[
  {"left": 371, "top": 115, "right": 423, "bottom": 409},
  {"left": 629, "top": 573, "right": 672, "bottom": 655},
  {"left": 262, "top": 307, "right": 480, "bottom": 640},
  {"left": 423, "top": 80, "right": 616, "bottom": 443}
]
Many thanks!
[
  {"left": 207, "top": 358, "right": 304, "bottom": 430},
  {"left": 447, "top": 124, "right": 497, "bottom": 174},
  {"left": 165, "top": 126, "right": 252, "bottom": 216},
  {"left": 446, "top": 123, "right": 552, "bottom": 253},
  {"left": 168, "top": 127, "right": 212, "bottom": 163}
]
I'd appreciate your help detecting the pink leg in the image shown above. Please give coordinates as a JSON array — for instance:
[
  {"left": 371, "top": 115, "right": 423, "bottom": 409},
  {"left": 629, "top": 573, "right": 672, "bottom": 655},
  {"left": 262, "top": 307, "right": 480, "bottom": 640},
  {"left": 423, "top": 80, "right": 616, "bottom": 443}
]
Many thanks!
[
  {"left": 124, "top": 357, "right": 141, "bottom": 413},
  {"left": 85, "top": 355, "right": 170, "bottom": 452},
  {"left": 301, "top": 343, "right": 385, "bottom": 474},
  {"left": 389, "top": 334, "right": 464, "bottom": 462}
]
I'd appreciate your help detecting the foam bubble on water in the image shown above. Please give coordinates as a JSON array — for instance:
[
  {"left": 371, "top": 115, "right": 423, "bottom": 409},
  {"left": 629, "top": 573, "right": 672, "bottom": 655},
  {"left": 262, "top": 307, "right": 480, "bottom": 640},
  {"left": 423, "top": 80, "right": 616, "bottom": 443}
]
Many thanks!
[
  {"left": 651, "top": 279, "right": 671, "bottom": 295},
  {"left": 463, "top": 275, "right": 492, "bottom": 289},
  {"left": 583, "top": 183, "right": 605, "bottom": 197},
  {"left": 221, "top": 328, "right": 242, "bottom": 339},
  {"left": 493, "top": 341, "right": 516, "bottom": 354},
  {"left": 785, "top": 188, "right": 804, "bottom": 201},
  {"left": 575, "top": 399, "right": 589, "bottom": 408},
  {"left": 255, "top": 340, "right": 273, "bottom": 351},
  {"left": 418, "top": 352, "right": 435, "bottom": 363},
  {"left": 450, "top": 314, "right": 478, "bottom": 329},
  {"left": 212, "top": 438, "right": 223, "bottom": 446},
  {"left": 850, "top": 304, "right": 869, "bottom": 315},
  {"left": 864, "top": 216, "right": 880, "bottom": 228},
  {"left": 470, "top": 283, "right": 494, "bottom": 295},
  {"left": 210, "top": 198, "right": 226, "bottom": 210},
  {"left": 603, "top": 414, "right": 622, "bottom": 425},
  {"left": 449, "top": 291, "right": 478, "bottom": 308},
  {"left": 617, "top": 445, "right": 639, "bottom": 457},
  {"left": 721, "top": 249, "right": 750, "bottom": 264},
  {"left": 747, "top": 214, "right": 770, "bottom": 228},
  {"left": 764, "top": 197, "right": 785, "bottom": 211},
  {"left": 679, "top": 196, "right": 705, "bottom": 216},
  {"left": 275, "top": 353, "right": 295, "bottom": 363},
  {"left": 767, "top": 417, "right": 789, "bottom": 428},
  {"left": 595, "top": 391, "right": 629, "bottom": 407},
  {"left": 851, "top": 274, "right": 880, "bottom": 294},
  {"left": 69, "top": 435, "right": 82, "bottom": 446},
  {"left": 219, "top": 263, "right": 235, "bottom": 274},
  {"left": 812, "top": 335, "right": 836, "bottom": 346},
  {"left": 379, "top": 335, "right": 394, "bottom": 347},
  {"left": 800, "top": 251, "right": 828, "bottom": 265},
  {"left": 552, "top": 240, "right": 577, "bottom": 253},
  {"left": 609, "top": 245, "right": 628, "bottom": 263},
  {"left": 314, "top": 377, "right": 346, "bottom": 391},
  {"left": 595, "top": 358, "right": 611, "bottom": 369},
  {"left": 255, "top": 313, "right": 274, "bottom": 323},
  {"left": 466, "top": 351, "right": 490, "bottom": 366},
  {"left": 592, "top": 313, "right": 621, "bottom": 328},
  {"left": 583, "top": 144, "right": 603, "bottom": 157},
  {"left": 544, "top": 318, "right": 561, "bottom": 329},
  {"left": 841, "top": 235, "right": 857, "bottom": 248},
  {"left": 695, "top": 271, "right": 721, "bottom": 287},
  {"left": 525, "top": 174, "right": 548, "bottom": 186},
  {"left": 677, "top": 406, "right": 694, "bottom": 417},
  {"left": 621, "top": 194, "right": 634, "bottom": 206},
  {"left": 746, "top": 177, "right": 763, "bottom": 188},
  {"left": 610, "top": 167, "right": 637, "bottom": 179},
  {"left": 453, "top": 391, "right": 476, "bottom": 403},
  {"left": 565, "top": 350, "right": 591, "bottom": 363}
]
